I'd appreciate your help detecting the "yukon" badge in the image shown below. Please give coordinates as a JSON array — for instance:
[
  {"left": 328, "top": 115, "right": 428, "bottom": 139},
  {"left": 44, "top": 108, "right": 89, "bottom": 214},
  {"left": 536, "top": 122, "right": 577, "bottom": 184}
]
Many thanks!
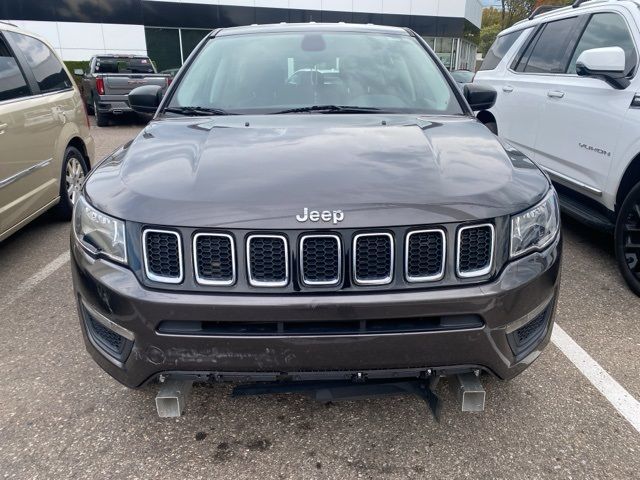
[{"left": 296, "top": 208, "right": 344, "bottom": 224}]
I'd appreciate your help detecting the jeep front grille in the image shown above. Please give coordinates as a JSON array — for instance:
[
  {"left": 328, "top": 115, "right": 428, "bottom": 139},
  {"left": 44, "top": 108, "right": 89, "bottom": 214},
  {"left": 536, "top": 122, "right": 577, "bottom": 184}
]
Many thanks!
[
  {"left": 300, "top": 234, "right": 341, "bottom": 286},
  {"left": 143, "top": 229, "right": 183, "bottom": 284},
  {"left": 247, "top": 235, "right": 289, "bottom": 287},
  {"left": 194, "top": 233, "right": 235, "bottom": 286},
  {"left": 353, "top": 233, "right": 394, "bottom": 285},
  {"left": 457, "top": 224, "right": 494, "bottom": 278},
  {"left": 141, "top": 223, "right": 497, "bottom": 289}
]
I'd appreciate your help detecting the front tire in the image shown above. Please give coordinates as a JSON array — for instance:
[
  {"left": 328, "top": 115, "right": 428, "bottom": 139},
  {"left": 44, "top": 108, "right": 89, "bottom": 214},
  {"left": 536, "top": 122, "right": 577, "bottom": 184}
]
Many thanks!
[
  {"left": 615, "top": 181, "right": 640, "bottom": 296},
  {"left": 55, "top": 146, "right": 88, "bottom": 220}
]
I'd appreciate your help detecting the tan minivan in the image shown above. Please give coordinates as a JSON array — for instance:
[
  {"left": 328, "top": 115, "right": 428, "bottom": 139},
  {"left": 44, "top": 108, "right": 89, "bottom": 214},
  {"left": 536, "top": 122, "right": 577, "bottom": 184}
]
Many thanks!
[{"left": 0, "top": 22, "right": 94, "bottom": 241}]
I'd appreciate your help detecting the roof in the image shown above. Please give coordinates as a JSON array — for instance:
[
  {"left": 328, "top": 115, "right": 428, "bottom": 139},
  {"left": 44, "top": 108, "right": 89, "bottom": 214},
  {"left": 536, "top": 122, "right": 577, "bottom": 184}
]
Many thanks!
[
  {"left": 0, "top": 20, "right": 26, "bottom": 34},
  {"left": 500, "top": 0, "right": 640, "bottom": 36},
  {"left": 215, "top": 22, "right": 410, "bottom": 37},
  {"left": 0, "top": 20, "right": 58, "bottom": 50}
]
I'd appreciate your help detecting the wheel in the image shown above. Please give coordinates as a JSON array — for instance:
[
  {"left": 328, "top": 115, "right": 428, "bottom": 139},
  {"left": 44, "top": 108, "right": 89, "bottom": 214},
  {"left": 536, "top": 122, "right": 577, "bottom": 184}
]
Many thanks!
[
  {"left": 484, "top": 122, "right": 498, "bottom": 135},
  {"left": 615, "top": 181, "right": 640, "bottom": 296},
  {"left": 55, "top": 146, "right": 89, "bottom": 220},
  {"left": 94, "top": 98, "right": 108, "bottom": 127}
]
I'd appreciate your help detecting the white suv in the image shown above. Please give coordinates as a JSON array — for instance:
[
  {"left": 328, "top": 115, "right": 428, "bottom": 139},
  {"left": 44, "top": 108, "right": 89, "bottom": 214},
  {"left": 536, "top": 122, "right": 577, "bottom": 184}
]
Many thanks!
[{"left": 474, "top": 0, "right": 640, "bottom": 295}]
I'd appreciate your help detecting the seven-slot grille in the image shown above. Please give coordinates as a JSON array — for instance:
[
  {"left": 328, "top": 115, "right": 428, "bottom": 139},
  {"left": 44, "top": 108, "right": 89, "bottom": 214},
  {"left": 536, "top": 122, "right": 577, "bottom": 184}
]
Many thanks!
[
  {"left": 353, "top": 233, "right": 394, "bottom": 285},
  {"left": 143, "top": 229, "right": 183, "bottom": 284},
  {"left": 247, "top": 235, "right": 289, "bottom": 287},
  {"left": 194, "top": 233, "right": 235, "bottom": 285},
  {"left": 457, "top": 224, "right": 494, "bottom": 278},
  {"left": 405, "top": 229, "right": 446, "bottom": 282},
  {"left": 300, "top": 235, "right": 342, "bottom": 286},
  {"left": 141, "top": 224, "right": 494, "bottom": 287}
]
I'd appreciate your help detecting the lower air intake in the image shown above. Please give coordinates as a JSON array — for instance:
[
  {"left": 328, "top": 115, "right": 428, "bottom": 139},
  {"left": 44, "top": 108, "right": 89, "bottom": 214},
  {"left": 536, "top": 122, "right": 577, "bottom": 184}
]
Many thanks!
[
  {"left": 82, "top": 305, "right": 133, "bottom": 362},
  {"left": 508, "top": 307, "right": 550, "bottom": 358}
]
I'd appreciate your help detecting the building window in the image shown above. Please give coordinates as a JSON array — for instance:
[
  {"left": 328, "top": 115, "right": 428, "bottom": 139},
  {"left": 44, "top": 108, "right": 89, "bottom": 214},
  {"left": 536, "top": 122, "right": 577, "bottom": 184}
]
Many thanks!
[
  {"left": 145, "top": 27, "right": 181, "bottom": 72},
  {"left": 180, "top": 29, "right": 210, "bottom": 61},
  {"left": 145, "top": 27, "right": 210, "bottom": 71}
]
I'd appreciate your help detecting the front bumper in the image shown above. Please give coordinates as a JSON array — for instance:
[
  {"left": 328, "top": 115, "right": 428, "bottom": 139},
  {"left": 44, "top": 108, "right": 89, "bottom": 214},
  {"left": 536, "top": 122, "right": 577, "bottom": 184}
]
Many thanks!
[{"left": 71, "top": 236, "right": 561, "bottom": 388}]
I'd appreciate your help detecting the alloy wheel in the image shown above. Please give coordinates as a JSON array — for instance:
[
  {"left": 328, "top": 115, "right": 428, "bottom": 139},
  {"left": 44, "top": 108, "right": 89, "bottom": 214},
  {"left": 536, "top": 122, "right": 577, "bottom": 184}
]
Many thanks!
[
  {"left": 65, "top": 156, "right": 85, "bottom": 205},
  {"left": 622, "top": 202, "right": 640, "bottom": 277}
]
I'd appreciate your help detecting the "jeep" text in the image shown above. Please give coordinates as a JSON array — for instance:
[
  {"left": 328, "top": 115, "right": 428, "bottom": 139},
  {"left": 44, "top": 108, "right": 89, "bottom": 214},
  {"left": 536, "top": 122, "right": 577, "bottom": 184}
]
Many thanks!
[{"left": 296, "top": 208, "right": 344, "bottom": 225}]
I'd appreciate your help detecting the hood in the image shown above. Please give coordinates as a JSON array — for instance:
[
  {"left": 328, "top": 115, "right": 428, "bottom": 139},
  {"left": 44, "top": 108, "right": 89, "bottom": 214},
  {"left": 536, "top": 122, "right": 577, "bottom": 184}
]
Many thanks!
[{"left": 85, "top": 115, "right": 549, "bottom": 229}]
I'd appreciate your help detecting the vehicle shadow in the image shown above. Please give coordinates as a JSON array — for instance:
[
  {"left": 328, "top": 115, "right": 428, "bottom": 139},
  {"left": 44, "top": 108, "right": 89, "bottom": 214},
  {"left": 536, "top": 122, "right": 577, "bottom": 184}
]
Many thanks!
[
  {"left": 90, "top": 112, "right": 151, "bottom": 128},
  {"left": 560, "top": 213, "right": 614, "bottom": 260}
]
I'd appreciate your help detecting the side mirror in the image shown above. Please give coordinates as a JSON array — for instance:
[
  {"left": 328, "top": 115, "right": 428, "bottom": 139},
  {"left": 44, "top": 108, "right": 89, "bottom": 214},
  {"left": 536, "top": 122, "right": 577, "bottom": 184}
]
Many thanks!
[
  {"left": 73, "top": 68, "right": 84, "bottom": 76},
  {"left": 129, "top": 85, "right": 163, "bottom": 114},
  {"left": 463, "top": 84, "right": 497, "bottom": 111},
  {"left": 576, "top": 46, "right": 629, "bottom": 90}
]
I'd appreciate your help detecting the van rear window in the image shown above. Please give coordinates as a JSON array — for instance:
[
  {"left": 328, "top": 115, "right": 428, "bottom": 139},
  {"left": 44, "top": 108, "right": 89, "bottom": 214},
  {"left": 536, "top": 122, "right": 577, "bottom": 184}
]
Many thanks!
[{"left": 479, "top": 30, "right": 524, "bottom": 71}]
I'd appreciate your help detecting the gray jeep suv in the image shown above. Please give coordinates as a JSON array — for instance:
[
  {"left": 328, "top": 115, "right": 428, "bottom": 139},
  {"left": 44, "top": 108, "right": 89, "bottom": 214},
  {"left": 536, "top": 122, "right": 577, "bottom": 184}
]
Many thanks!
[{"left": 70, "top": 24, "right": 561, "bottom": 399}]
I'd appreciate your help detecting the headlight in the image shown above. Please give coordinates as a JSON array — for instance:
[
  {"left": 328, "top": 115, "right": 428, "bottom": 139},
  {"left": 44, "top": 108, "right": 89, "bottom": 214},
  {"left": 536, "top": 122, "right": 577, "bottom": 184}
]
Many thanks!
[
  {"left": 510, "top": 190, "right": 560, "bottom": 258},
  {"left": 73, "top": 195, "right": 127, "bottom": 264}
]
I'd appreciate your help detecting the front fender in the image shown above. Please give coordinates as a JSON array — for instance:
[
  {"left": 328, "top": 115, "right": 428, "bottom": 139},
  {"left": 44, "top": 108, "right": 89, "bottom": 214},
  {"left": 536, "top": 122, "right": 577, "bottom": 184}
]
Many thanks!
[{"left": 605, "top": 107, "right": 640, "bottom": 210}]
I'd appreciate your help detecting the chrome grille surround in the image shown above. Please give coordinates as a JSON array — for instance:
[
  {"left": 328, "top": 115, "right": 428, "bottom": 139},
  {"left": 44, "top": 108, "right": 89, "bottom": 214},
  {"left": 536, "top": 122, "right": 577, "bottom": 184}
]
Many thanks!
[
  {"left": 456, "top": 223, "right": 495, "bottom": 278},
  {"left": 405, "top": 228, "right": 446, "bottom": 283},
  {"left": 142, "top": 228, "right": 184, "bottom": 284},
  {"left": 299, "top": 234, "right": 342, "bottom": 286},
  {"left": 352, "top": 232, "right": 394, "bottom": 286},
  {"left": 193, "top": 233, "right": 236, "bottom": 286},
  {"left": 246, "top": 234, "right": 289, "bottom": 287}
]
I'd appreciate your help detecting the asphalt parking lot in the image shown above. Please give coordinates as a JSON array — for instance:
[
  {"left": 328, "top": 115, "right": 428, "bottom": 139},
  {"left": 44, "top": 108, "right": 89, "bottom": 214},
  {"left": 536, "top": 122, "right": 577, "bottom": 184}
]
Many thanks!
[{"left": 1, "top": 116, "right": 639, "bottom": 479}]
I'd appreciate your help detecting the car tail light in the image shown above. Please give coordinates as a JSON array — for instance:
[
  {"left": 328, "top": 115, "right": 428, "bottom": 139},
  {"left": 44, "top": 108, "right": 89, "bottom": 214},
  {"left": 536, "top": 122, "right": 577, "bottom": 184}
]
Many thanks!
[
  {"left": 96, "top": 77, "right": 105, "bottom": 95},
  {"left": 167, "top": 77, "right": 173, "bottom": 86}
]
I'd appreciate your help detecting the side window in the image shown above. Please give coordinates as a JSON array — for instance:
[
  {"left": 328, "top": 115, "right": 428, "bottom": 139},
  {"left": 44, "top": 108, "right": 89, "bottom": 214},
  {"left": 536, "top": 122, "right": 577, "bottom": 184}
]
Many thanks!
[
  {"left": 6, "top": 32, "right": 72, "bottom": 93},
  {"left": 515, "top": 16, "right": 581, "bottom": 74},
  {"left": 479, "top": 30, "right": 524, "bottom": 71},
  {"left": 0, "top": 35, "right": 30, "bottom": 102},
  {"left": 568, "top": 12, "right": 637, "bottom": 75}
]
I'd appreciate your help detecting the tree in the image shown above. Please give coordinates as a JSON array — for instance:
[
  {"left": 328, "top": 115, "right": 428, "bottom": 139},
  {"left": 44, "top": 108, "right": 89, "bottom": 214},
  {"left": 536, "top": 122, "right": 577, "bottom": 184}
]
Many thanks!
[
  {"left": 479, "top": 23, "right": 503, "bottom": 56},
  {"left": 478, "top": 0, "right": 573, "bottom": 55}
]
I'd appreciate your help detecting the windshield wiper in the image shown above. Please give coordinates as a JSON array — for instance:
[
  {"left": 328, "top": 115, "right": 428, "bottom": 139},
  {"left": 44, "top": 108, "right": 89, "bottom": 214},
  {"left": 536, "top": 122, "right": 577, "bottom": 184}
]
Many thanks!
[
  {"left": 164, "top": 106, "right": 235, "bottom": 116},
  {"left": 274, "top": 105, "right": 384, "bottom": 114}
]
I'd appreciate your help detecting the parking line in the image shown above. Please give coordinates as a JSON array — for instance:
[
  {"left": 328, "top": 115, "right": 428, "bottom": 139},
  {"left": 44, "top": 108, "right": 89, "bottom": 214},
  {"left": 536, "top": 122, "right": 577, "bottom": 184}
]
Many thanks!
[
  {"left": 552, "top": 323, "right": 640, "bottom": 434},
  {"left": 2, "top": 251, "right": 70, "bottom": 308}
]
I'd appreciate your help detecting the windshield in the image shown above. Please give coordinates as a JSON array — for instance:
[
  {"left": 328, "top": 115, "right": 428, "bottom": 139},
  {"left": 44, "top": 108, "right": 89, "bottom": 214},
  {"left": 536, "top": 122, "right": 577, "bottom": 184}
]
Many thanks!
[
  {"left": 168, "top": 31, "right": 463, "bottom": 115},
  {"left": 95, "top": 57, "right": 155, "bottom": 74}
]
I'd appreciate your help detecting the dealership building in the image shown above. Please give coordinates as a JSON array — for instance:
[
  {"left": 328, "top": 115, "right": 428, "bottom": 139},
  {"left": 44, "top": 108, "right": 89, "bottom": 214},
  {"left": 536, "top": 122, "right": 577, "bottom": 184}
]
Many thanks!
[{"left": 1, "top": 0, "right": 482, "bottom": 71}]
